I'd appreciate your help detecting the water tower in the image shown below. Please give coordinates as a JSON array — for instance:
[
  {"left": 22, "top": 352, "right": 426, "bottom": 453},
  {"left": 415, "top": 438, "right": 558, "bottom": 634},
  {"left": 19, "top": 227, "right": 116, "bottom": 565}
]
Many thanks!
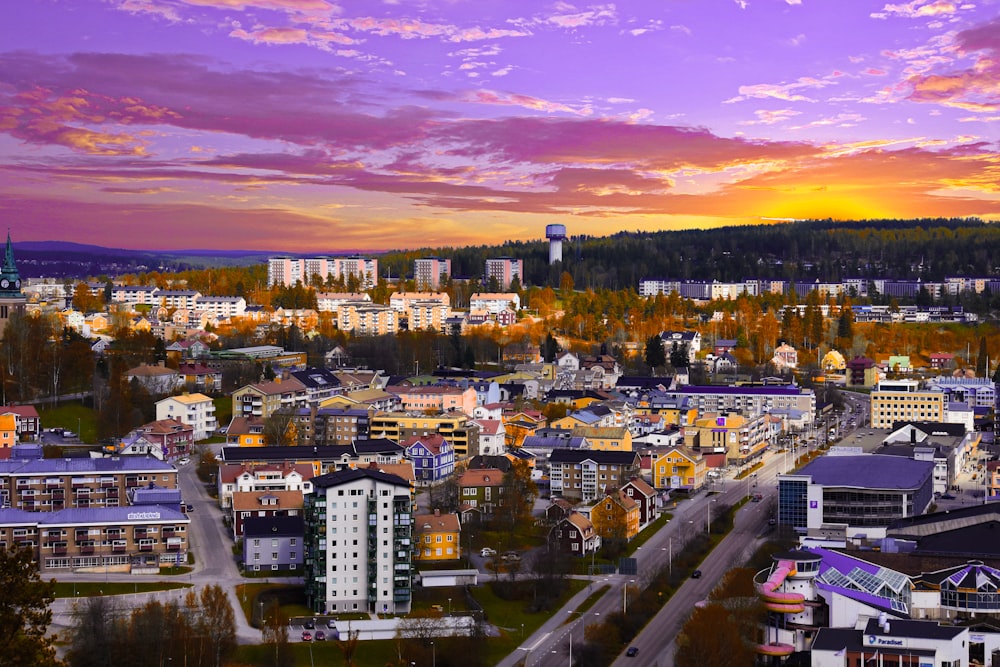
[{"left": 545, "top": 224, "right": 567, "bottom": 265}]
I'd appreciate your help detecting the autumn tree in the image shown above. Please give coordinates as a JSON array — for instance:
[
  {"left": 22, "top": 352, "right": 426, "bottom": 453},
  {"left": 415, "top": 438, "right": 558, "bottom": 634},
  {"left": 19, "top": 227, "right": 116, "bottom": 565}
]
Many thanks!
[
  {"left": 496, "top": 460, "right": 538, "bottom": 534},
  {"left": 263, "top": 408, "right": 296, "bottom": 446},
  {"left": 196, "top": 584, "right": 237, "bottom": 667},
  {"left": 674, "top": 603, "right": 755, "bottom": 667},
  {"left": 0, "top": 546, "right": 60, "bottom": 667},
  {"left": 261, "top": 599, "right": 292, "bottom": 667}
]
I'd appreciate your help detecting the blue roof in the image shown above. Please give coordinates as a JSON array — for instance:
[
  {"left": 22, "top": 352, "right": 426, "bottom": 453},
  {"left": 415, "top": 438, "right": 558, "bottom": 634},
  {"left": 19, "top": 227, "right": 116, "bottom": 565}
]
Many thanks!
[
  {"left": 9, "top": 456, "right": 174, "bottom": 475},
  {"left": 798, "top": 455, "right": 933, "bottom": 490},
  {"left": 0, "top": 505, "right": 188, "bottom": 526},
  {"left": 521, "top": 436, "right": 586, "bottom": 450}
]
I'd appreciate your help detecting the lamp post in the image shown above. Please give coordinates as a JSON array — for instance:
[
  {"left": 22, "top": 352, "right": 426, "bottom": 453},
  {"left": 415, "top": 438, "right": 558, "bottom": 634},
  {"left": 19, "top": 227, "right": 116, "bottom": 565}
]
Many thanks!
[{"left": 431, "top": 641, "right": 435, "bottom": 667}]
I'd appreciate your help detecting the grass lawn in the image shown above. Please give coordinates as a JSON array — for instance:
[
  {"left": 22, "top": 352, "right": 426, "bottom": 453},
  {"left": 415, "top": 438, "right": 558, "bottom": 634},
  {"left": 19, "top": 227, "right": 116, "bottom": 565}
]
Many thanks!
[
  {"left": 475, "top": 578, "right": 587, "bottom": 665},
  {"left": 37, "top": 401, "right": 97, "bottom": 443},
  {"left": 53, "top": 581, "right": 192, "bottom": 598},
  {"left": 213, "top": 395, "right": 232, "bottom": 428}
]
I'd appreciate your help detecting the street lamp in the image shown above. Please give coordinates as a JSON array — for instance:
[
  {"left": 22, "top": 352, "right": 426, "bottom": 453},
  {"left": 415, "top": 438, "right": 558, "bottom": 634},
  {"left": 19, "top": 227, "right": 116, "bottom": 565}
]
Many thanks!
[
  {"left": 623, "top": 579, "right": 635, "bottom": 614},
  {"left": 431, "top": 641, "right": 435, "bottom": 667},
  {"left": 447, "top": 597, "right": 451, "bottom": 615}
]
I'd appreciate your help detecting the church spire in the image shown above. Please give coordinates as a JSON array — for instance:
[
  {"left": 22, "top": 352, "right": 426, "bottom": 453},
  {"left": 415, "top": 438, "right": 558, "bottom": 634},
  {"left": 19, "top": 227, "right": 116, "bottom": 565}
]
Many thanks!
[{"left": 0, "top": 230, "right": 21, "bottom": 295}]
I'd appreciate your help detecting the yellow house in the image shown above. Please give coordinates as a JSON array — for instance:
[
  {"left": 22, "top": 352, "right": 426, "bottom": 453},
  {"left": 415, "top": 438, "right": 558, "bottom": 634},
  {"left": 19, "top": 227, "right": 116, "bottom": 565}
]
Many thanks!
[
  {"left": 590, "top": 489, "right": 640, "bottom": 542},
  {"left": 635, "top": 404, "right": 699, "bottom": 428},
  {"left": 413, "top": 510, "right": 461, "bottom": 561},
  {"left": 652, "top": 446, "right": 706, "bottom": 491},
  {"left": 551, "top": 414, "right": 590, "bottom": 431},
  {"left": 822, "top": 349, "right": 846, "bottom": 372},
  {"left": 0, "top": 413, "right": 17, "bottom": 452},
  {"left": 370, "top": 412, "right": 477, "bottom": 459},
  {"left": 571, "top": 426, "right": 632, "bottom": 452},
  {"left": 228, "top": 416, "right": 267, "bottom": 447}
]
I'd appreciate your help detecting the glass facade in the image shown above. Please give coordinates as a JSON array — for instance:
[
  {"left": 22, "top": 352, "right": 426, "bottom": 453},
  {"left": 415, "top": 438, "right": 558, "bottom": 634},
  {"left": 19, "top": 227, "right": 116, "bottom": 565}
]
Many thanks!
[{"left": 778, "top": 478, "right": 808, "bottom": 529}]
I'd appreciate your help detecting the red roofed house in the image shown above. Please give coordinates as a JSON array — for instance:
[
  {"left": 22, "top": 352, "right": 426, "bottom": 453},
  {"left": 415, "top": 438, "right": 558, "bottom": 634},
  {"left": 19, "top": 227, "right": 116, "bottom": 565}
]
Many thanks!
[{"left": 1, "top": 405, "right": 39, "bottom": 441}]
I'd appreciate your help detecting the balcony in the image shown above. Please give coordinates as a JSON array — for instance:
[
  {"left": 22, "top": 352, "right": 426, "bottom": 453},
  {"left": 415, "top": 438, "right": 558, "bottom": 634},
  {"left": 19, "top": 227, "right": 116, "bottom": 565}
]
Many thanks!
[{"left": 138, "top": 543, "right": 154, "bottom": 552}]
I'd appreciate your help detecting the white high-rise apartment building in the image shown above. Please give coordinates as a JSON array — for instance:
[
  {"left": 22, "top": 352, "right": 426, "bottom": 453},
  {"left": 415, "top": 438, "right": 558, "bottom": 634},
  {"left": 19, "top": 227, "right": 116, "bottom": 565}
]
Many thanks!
[
  {"left": 413, "top": 257, "right": 451, "bottom": 290},
  {"left": 269, "top": 256, "right": 379, "bottom": 288},
  {"left": 303, "top": 469, "right": 413, "bottom": 615}
]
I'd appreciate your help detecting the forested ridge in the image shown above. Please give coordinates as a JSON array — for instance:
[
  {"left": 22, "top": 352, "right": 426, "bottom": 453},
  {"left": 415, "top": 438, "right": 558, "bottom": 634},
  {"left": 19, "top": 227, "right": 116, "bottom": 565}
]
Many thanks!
[{"left": 377, "top": 218, "right": 1000, "bottom": 290}]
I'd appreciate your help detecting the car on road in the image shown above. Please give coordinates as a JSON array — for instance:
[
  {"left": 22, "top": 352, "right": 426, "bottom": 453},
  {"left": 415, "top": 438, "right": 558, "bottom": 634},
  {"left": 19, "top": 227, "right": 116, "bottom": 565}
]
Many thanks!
[
  {"left": 691, "top": 570, "right": 702, "bottom": 579},
  {"left": 314, "top": 630, "right": 326, "bottom": 641},
  {"left": 501, "top": 551, "right": 521, "bottom": 562},
  {"left": 769, "top": 518, "right": 777, "bottom": 526},
  {"left": 63, "top": 430, "right": 76, "bottom": 438},
  {"left": 626, "top": 647, "right": 639, "bottom": 657},
  {"left": 185, "top": 503, "right": 195, "bottom": 512},
  {"left": 301, "top": 631, "right": 312, "bottom": 642},
  {"left": 177, "top": 457, "right": 190, "bottom": 466},
  {"left": 480, "top": 547, "right": 496, "bottom": 557}
]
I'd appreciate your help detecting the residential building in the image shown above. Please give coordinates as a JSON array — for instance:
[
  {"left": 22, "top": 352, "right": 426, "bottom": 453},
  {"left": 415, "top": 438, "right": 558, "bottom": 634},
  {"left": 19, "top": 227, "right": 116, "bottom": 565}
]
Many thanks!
[
  {"left": 846, "top": 356, "right": 879, "bottom": 387},
  {"left": 195, "top": 295, "right": 246, "bottom": 319},
  {"left": 0, "top": 414, "right": 16, "bottom": 455},
  {"left": 621, "top": 477, "right": 657, "bottom": 527},
  {"left": 303, "top": 468, "right": 413, "bottom": 615},
  {"left": 673, "top": 385, "right": 816, "bottom": 421},
  {"left": 548, "top": 450, "right": 641, "bottom": 503},
  {"left": 0, "top": 405, "right": 39, "bottom": 442},
  {"left": 413, "top": 257, "right": 451, "bottom": 290},
  {"left": 231, "top": 490, "right": 304, "bottom": 538},
  {"left": 571, "top": 426, "right": 632, "bottom": 452},
  {"left": 484, "top": 257, "right": 524, "bottom": 290},
  {"left": 457, "top": 468, "right": 505, "bottom": 519},
  {"left": 390, "top": 385, "right": 478, "bottom": 416},
  {"left": 155, "top": 289, "right": 201, "bottom": 311},
  {"left": 370, "top": 412, "right": 479, "bottom": 460},
  {"left": 469, "top": 292, "right": 521, "bottom": 314},
  {"left": 242, "top": 515, "right": 304, "bottom": 573},
  {"left": 293, "top": 406, "right": 372, "bottom": 447},
  {"left": 0, "top": 453, "right": 177, "bottom": 511},
  {"left": 155, "top": 393, "right": 217, "bottom": 440},
  {"left": 118, "top": 418, "right": 194, "bottom": 461},
  {"left": 226, "top": 416, "right": 266, "bottom": 447},
  {"left": 217, "top": 462, "right": 314, "bottom": 509},
  {"left": 0, "top": 505, "right": 189, "bottom": 572},
  {"left": 588, "top": 489, "right": 640, "bottom": 542},
  {"left": 316, "top": 292, "right": 370, "bottom": 313},
  {"left": 413, "top": 509, "right": 461, "bottom": 561},
  {"left": 389, "top": 292, "right": 450, "bottom": 313},
  {"left": 548, "top": 512, "right": 600, "bottom": 557},
  {"left": 651, "top": 446, "right": 706, "bottom": 491},
  {"left": 338, "top": 302, "right": 398, "bottom": 335},
  {"left": 268, "top": 256, "right": 378, "bottom": 289},
  {"left": 471, "top": 419, "right": 506, "bottom": 456},
  {"left": 127, "top": 363, "right": 181, "bottom": 394},
  {"left": 176, "top": 363, "right": 223, "bottom": 393},
  {"left": 684, "top": 412, "right": 771, "bottom": 468},
  {"left": 660, "top": 330, "right": 701, "bottom": 364},
  {"left": 406, "top": 298, "right": 450, "bottom": 331},
  {"left": 402, "top": 434, "right": 455, "bottom": 485},
  {"left": 232, "top": 377, "right": 308, "bottom": 420}
]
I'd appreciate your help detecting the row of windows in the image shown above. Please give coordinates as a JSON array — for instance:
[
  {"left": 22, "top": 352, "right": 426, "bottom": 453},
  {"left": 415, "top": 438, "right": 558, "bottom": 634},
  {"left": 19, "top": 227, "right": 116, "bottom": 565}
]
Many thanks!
[{"left": 253, "top": 551, "right": 297, "bottom": 561}]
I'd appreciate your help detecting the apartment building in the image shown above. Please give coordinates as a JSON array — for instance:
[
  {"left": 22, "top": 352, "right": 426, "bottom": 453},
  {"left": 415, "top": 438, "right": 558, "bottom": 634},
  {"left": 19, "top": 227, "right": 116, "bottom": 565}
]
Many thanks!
[
  {"left": 0, "top": 453, "right": 177, "bottom": 511},
  {"left": 231, "top": 490, "right": 304, "bottom": 538},
  {"left": 406, "top": 299, "right": 450, "bottom": 331},
  {"left": 268, "top": 256, "right": 379, "bottom": 289},
  {"left": 195, "top": 296, "right": 246, "bottom": 319},
  {"left": 484, "top": 257, "right": 524, "bottom": 290},
  {"left": 413, "top": 258, "right": 451, "bottom": 290},
  {"left": 652, "top": 446, "right": 707, "bottom": 490},
  {"left": 870, "top": 380, "right": 946, "bottom": 429},
  {"left": 293, "top": 406, "right": 372, "bottom": 447},
  {"left": 390, "top": 385, "right": 478, "bottom": 415},
  {"left": 232, "top": 377, "right": 308, "bottom": 420},
  {"left": 0, "top": 504, "right": 190, "bottom": 572},
  {"left": 155, "top": 290, "right": 201, "bottom": 310},
  {"left": 337, "top": 302, "right": 398, "bottom": 336},
  {"left": 469, "top": 292, "right": 521, "bottom": 314},
  {"left": 303, "top": 468, "right": 413, "bottom": 615},
  {"left": 370, "top": 412, "right": 480, "bottom": 459},
  {"left": 243, "top": 515, "right": 304, "bottom": 573},
  {"left": 548, "top": 450, "right": 641, "bottom": 503},
  {"left": 390, "top": 292, "right": 450, "bottom": 312},
  {"left": 684, "top": 412, "right": 771, "bottom": 467},
  {"left": 316, "top": 292, "right": 370, "bottom": 313},
  {"left": 155, "top": 393, "right": 217, "bottom": 441},
  {"left": 674, "top": 385, "right": 816, "bottom": 421}
]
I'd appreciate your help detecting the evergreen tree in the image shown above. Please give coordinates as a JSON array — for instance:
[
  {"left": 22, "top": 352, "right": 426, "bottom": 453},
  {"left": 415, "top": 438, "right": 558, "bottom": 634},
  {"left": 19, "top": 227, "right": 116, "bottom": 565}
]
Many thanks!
[
  {"left": 977, "top": 335, "right": 988, "bottom": 377},
  {"left": 0, "top": 546, "right": 60, "bottom": 667},
  {"left": 644, "top": 334, "right": 665, "bottom": 373}
]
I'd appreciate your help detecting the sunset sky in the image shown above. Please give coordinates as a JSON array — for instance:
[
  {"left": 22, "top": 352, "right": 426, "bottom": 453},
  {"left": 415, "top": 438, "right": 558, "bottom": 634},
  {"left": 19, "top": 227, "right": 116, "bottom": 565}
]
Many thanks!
[{"left": 1, "top": 0, "right": 999, "bottom": 252}]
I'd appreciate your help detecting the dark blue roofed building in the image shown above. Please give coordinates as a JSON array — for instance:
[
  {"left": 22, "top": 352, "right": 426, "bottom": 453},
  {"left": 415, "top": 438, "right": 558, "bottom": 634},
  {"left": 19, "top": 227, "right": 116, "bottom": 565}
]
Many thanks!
[{"left": 778, "top": 453, "right": 935, "bottom": 540}]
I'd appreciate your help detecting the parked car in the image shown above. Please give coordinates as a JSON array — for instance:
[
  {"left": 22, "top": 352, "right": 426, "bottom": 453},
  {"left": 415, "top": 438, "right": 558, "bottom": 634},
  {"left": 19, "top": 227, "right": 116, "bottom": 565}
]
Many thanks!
[
  {"left": 327, "top": 618, "right": 338, "bottom": 629},
  {"left": 301, "top": 631, "right": 312, "bottom": 642},
  {"left": 304, "top": 619, "right": 315, "bottom": 629},
  {"left": 314, "top": 630, "right": 326, "bottom": 641},
  {"left": 940, "top": 493, "right": 956, "bottom": 500},
  {"left": 501, "top": 551, "right": 521, "bottom": 562},
  {"left": 626, "top": 647, "right": 639, "bottom": 657},
  {"left": 480, "top": 547, "right": 496, "bottom": 557}
]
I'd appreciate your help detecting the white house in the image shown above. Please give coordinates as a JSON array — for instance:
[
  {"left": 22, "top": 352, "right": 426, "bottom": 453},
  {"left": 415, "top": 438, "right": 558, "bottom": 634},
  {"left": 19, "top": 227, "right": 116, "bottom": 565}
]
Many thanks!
[{"left": 155, "top": 393, "right": 218, "bottom": 440}]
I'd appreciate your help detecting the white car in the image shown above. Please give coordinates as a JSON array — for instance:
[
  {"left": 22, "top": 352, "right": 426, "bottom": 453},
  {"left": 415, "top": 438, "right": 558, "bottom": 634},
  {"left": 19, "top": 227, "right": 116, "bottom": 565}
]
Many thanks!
[
  {"left": 177, "top": 457, "right": 190, "bottom": 466},
  {"left": 480, "top": 548, "right": 496, "bottom": 557}
]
